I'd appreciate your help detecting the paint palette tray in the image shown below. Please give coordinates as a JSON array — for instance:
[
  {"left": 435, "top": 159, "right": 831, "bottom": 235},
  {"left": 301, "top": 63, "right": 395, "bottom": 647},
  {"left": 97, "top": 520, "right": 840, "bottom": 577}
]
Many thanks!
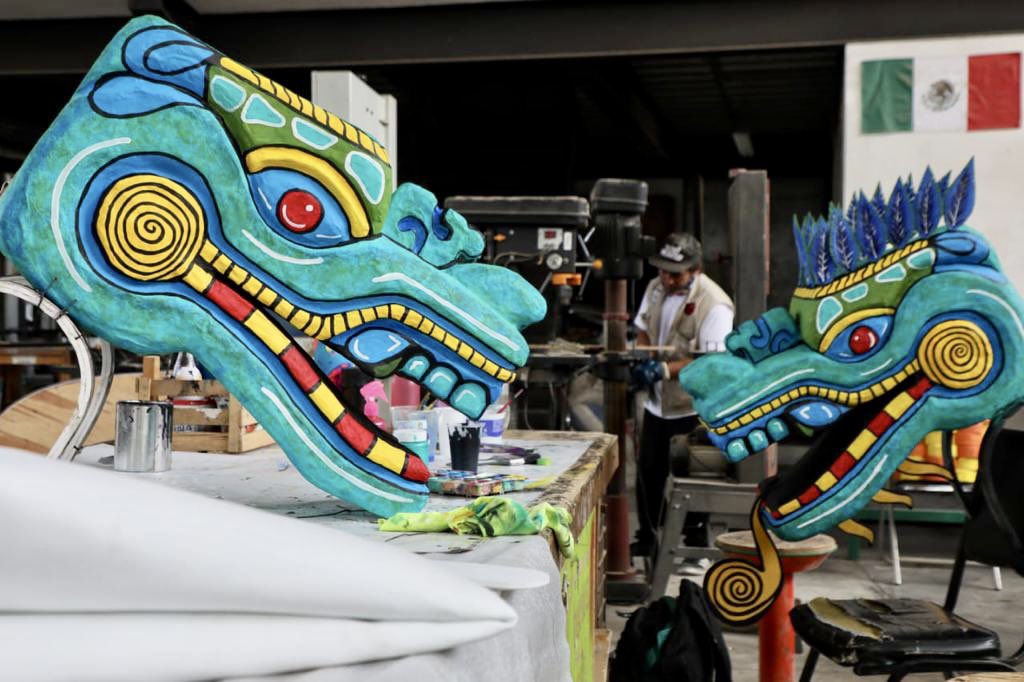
[{"left": 428, "top": 470, "right": 528, "bottom": 497}]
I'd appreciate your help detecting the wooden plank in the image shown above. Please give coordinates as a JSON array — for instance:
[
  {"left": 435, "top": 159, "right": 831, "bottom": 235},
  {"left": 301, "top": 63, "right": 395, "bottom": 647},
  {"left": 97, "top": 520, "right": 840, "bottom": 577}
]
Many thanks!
[
  {"left": 142, "top": 355, "right": 162, "bottom": 379},
  {"left": 240, "top": 404, "right": 260, "bottom": 425},
  {"left": 727, "top": 169, "right": 775, "bottom": 482},
  {"left": 0, "top": 374, "right": 138, "bottom": 454},
  {"left": 239, "top": 426, "right": 276, "bottom": 453},
  {"left": 146, "top": 378, "right": 230, "bottom": 399},
  {"left": 227, "top": 396, "right": 243, "bottom": 453},
  {"left": 136, "top": 372, "right": 274, "bottom": 453},
  {"left": 172, "top": 431, "right": 228, "bottom": 452},
  {"left": 172, "top": 406, "right": 229, "bottom": 427},
  {"left": 593, "top": 628, "right": 611, "bottom": 682},
  {"left": 0, "top": 345, "right": 72, "bottom": 365}
]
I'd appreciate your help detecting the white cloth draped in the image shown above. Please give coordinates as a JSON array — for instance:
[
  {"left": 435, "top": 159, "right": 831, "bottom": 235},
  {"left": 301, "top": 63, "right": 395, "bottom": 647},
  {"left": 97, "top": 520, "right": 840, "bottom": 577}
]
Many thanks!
[{"left": 0, "top": 449, "right": 545, "bottom": 681}]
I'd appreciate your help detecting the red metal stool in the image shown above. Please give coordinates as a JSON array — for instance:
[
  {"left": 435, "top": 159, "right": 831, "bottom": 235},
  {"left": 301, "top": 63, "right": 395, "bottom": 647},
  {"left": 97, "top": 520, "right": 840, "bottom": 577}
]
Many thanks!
[{"left": 715, "top": 530, "right": 837, "bottom": 682}]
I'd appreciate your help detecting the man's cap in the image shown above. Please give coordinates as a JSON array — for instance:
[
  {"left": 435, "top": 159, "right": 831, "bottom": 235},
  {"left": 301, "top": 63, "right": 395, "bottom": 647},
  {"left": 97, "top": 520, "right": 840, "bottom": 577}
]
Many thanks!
[{"left": 649, "top": 233, "right": 702, "bottom": 273}]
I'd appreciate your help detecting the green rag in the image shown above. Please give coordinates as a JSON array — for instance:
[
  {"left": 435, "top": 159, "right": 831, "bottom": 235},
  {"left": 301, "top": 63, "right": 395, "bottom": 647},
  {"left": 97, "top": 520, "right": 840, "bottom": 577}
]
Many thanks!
[{"left": 378, "top": 496, "right": 576, "bottom": 558}]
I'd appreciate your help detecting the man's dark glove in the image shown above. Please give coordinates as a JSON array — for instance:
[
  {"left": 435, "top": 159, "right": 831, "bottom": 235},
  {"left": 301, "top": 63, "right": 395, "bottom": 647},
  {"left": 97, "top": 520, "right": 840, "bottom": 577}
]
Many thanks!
[{"left": 629, "top": 359, "right": 669, "bottom": 391}]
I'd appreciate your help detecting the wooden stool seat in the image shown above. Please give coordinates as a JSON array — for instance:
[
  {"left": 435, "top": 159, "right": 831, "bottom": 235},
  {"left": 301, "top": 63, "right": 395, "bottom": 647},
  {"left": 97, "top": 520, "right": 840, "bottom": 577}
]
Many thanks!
[
  {"left": 716, "top": 530, "right": 837, "bottom": 573},
  {"left": 714, "top": 530, "right": 837, "bottom": 681}
]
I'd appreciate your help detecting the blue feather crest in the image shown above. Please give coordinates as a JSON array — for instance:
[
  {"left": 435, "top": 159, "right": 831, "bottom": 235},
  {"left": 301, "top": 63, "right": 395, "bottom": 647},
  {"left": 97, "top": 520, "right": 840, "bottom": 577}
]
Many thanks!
[
  {"left": 828, "top": 205, "right": 856, "bottom": 272},
  {"left": 937, "top": 171, "right": 951, "bottom": 199},
  {"left": 884, "top": 178, "right": 917, "bottom": 246},
  {"left": 917, "top": 167, "right": 942, "bottom": 236},
  {"left": 871, "top": 184, "right": 887, "bottom": 216},
  {"left": 810, "top": 217, "right": 833, "bottom": 285},
  {"left": 845, "top": 193, "right": 857, "bottom": 227},
  {"left": 792, "top": 163, "right": 977, "bottom": 287},
  {"left": 854, "top": 192, "right": 888, "bottom": 260},
  {"left": 943, "top": 159, "right": 975, "bottom": 228}
]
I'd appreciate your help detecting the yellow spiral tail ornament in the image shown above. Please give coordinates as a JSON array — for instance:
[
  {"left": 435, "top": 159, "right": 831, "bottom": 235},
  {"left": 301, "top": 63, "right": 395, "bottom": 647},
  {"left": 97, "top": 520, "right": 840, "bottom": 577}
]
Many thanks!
[
  {"left": 94, "top": 174, "right": 206, "bottom": 282},
  {"left": 703, "top": 499, "right": 782, "bottom": 626},
  {"left": 917, "top": 319, "right": 993, "bottom": 390}
]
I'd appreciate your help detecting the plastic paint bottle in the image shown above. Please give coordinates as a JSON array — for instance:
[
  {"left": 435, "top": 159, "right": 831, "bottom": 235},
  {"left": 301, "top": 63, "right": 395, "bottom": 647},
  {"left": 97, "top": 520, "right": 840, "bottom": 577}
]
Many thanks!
[
  {"left": 394, "top": 427, "right": 430, "bottom": 463},
  {"left": 390, "top": 376, "right": 421, "bottom": 408},
  {"left": 360, "top": 380, "right": 390, "bottom": 433}
]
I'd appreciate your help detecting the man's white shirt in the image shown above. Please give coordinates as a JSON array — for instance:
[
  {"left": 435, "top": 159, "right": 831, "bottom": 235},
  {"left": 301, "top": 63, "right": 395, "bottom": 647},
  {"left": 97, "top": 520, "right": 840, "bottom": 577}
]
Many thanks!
[{"left": 634, "top": 287, "right": 733, "bottom": 419}]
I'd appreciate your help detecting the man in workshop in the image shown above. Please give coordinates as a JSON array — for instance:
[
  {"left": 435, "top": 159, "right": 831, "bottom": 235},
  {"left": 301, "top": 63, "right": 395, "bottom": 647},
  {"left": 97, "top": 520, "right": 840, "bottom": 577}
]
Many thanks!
[{"left": 630, "top": 233, "right": 734, "bottom": 566}]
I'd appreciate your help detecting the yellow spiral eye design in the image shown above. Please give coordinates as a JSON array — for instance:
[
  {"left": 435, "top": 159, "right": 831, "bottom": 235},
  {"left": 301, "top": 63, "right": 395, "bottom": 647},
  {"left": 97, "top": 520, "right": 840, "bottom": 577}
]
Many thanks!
[
  {"left": 917, "top": 319, "right": 993, "bottom": 390},
  {"left": 95, "top": 174, "right": 205, "bottom": 282}
]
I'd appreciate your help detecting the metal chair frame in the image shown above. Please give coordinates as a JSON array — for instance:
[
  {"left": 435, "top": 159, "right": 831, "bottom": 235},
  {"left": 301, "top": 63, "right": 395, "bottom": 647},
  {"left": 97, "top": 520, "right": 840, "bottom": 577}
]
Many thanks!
[{"left": 797, "top": 421, "right": 1024, "bottom": 682}]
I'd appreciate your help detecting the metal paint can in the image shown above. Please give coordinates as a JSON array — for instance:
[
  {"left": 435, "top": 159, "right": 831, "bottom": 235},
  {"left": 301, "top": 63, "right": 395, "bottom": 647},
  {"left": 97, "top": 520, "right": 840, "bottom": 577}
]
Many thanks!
[{"left": 115, "top": 400, "right": 173, "bottom": 472}]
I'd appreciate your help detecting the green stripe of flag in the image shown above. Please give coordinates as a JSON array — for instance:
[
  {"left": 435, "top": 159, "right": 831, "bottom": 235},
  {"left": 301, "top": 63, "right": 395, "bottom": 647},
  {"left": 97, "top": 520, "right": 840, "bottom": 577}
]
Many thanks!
[{"left": 862, "top": 59, "right": 913, "bottom": 133}]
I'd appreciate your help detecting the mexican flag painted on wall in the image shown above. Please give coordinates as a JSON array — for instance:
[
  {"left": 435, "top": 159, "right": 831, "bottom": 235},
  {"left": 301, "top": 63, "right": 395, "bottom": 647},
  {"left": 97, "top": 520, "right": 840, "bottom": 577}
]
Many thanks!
[{"left": 862, "top": 53, "right": 1021, "bottom": 133}]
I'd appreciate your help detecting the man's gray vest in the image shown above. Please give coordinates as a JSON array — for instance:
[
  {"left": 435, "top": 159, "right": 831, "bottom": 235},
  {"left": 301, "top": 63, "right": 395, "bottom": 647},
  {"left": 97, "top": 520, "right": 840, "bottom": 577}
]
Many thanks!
[{"left": 639, "top": 272, "right": 734, "bottom": 416}]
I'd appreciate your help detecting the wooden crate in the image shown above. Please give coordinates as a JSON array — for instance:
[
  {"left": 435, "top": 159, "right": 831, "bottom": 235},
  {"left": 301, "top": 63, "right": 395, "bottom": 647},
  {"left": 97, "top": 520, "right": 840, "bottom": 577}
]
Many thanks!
[{"left": 136, "top": 356, "right": 275, "bottom": 454}]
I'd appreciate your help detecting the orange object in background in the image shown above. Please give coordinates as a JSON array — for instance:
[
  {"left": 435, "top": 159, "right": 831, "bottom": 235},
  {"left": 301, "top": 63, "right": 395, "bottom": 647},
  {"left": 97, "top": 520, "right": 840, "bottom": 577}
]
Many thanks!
[
  {"left": 953, "top": 419, "right": 989, "bottom": 483},
  {"left": 895, "top": 420, "right": 989, "bottom": 483}
]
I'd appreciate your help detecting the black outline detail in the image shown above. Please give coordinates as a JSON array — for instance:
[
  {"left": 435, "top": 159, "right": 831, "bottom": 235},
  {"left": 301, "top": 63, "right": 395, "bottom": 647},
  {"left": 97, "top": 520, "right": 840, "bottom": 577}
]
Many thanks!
[
  {"left": 88, "top": 71, "right": 205, "bottom": 120},
  {"left": 142, "top": 39, "right": 214, "bottom": 76}
]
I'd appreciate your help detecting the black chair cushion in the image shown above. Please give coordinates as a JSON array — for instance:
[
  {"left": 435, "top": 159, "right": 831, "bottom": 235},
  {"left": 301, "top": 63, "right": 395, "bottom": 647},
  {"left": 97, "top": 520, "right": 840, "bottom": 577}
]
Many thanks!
[{"left": 791, "top": 597, "right": 1001, "bottom": 673}]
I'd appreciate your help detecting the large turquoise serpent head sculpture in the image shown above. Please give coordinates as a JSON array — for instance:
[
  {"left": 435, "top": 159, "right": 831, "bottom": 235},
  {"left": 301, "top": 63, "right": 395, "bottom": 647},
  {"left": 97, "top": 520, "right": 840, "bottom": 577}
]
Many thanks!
[
  {"left": 0, "top": 16, "right": 545, "bottom": 517},
  {"left": 681, "top": 162, "right": 1024, "bottom": 542}
]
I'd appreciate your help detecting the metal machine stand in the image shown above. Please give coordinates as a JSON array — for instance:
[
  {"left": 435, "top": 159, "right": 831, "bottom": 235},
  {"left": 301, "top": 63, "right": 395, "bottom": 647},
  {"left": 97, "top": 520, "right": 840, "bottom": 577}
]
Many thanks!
[
  {"left": 648, "top": 476, "right": 758, "bottom": 599},
  {"left": 0, "top": 276, "right": 114, "bottom": 460}
]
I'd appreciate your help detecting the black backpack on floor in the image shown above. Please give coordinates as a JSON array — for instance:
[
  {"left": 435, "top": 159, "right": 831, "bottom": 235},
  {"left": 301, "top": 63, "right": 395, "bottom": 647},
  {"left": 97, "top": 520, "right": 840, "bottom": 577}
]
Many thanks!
[{"left": 610, "top": 580, "right": 732, "bottom": 682}]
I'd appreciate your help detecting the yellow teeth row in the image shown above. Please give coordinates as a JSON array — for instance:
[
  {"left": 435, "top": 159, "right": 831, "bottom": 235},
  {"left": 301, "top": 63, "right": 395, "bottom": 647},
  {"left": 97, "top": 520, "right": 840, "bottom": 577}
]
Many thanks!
[
  {"left": 709, "top": 359, "right": 920, "bottom": 435},
  {"left": 198, "top": 241, "right": 515, "bottom": 383}
]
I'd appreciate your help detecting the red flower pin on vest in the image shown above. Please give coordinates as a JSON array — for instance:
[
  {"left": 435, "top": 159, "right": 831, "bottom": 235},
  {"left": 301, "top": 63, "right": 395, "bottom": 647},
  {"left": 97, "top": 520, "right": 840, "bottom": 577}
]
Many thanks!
[{"left": 684, "top": 302, "right": 696, "bottom": 316}]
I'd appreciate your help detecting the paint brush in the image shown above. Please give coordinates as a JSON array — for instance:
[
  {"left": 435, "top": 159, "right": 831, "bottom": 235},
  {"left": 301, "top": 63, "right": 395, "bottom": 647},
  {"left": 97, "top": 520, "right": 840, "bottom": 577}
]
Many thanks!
[{"left": 495, "top": 388, "right": 524, "bottom": 414}]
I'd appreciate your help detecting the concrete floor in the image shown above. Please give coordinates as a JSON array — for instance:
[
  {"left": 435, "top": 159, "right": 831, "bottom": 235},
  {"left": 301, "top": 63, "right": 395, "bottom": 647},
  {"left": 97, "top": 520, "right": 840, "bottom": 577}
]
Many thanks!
[{"left": 607, "top": 554, "right": 1024, "bottom": 681}]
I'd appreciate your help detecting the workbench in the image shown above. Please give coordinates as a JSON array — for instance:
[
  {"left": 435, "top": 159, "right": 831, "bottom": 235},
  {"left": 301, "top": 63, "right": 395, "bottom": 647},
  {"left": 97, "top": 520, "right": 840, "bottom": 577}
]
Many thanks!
[
  {"left": 76, "top": 429, "right": 618, "bottom": 682},
  {"left": 0, "top": 343, "right": 74, "bottom": 407}
]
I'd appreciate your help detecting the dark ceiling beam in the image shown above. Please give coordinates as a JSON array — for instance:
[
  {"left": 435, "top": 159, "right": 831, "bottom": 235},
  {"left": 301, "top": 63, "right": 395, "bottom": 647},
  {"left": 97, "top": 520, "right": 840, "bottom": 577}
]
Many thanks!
[
  {"left": 2, "top": 0, "right": 1024, "bottom": 75},
  {"left": 130, "top": 0, "right": 200, "bottom": 33},
  {"left": 206, "top": 0, "right": 1024, "bottom": 68},
  {"left": 571, "top": 61, "right": 681, "bottom": 161}
]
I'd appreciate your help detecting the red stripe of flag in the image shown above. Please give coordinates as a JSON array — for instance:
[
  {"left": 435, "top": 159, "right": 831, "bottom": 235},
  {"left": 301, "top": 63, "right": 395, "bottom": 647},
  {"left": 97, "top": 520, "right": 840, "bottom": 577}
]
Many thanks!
[
  {"left": 969, "top": 53, "right": 1021, "bottom": 130},
  {"left": 206, "top": 280, "right": 254, "bottom": 322}
]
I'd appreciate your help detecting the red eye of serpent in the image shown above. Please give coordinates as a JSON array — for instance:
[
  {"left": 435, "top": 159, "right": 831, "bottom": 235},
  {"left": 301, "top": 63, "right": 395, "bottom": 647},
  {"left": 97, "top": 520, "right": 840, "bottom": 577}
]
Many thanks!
[
  {"left": 849, "top": 326, "right": 878, "bottom": 355},
  {"left": 276, "top": 190, "right": 323, "bottom": 233}
]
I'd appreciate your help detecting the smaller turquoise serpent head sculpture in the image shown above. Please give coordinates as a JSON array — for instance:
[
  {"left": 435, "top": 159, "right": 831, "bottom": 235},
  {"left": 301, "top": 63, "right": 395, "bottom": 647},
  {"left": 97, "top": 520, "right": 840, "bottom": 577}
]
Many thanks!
[
  {"left": 0, "top": 16, "right": 545, "bottom": 517},
  {"left": 681, "top": 161, "right": 1024, "bottom": 542}
]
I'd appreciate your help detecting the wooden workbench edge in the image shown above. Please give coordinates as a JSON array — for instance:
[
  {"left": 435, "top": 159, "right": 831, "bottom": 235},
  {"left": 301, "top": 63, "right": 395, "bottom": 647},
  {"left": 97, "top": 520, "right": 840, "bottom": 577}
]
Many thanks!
[{"left": 506, "top": 430, "right": 619, "bottom": 562}]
